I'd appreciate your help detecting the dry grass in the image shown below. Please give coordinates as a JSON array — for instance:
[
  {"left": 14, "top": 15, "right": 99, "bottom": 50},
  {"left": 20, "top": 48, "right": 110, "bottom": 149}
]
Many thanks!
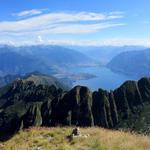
[{"left": 0, "top": 127, "right": 150, "bottom": 150}]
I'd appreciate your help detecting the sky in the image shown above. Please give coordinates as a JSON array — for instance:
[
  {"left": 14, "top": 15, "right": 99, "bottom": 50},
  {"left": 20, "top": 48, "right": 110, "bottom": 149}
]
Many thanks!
[{"left": 0, "top": 0, "right": 150, "bottom": 46}]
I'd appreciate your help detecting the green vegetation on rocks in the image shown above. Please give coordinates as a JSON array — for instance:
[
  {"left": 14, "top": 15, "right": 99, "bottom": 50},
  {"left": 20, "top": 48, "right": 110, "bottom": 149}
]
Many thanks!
[
  {"left": 0, "top": 71, "right": 70, "bottom": 91},
  {"left": 0, "top": 77, "right": 150, "bottom": 140}
]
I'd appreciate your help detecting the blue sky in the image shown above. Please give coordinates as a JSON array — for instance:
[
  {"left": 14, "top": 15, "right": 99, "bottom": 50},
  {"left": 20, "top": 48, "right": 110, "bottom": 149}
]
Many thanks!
[{"left": 0, "top": 0, "right": 150, "bottom": 46}]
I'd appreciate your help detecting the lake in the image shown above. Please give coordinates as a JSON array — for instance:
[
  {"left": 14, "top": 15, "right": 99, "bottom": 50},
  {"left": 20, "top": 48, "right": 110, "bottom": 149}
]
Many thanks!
[{"left": 69, "top": 66, "right": 138, "bottom": 91}]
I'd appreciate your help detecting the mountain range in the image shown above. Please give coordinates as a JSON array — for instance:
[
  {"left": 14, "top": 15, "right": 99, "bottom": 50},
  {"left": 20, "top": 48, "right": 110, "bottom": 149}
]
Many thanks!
[
  {"left": 67, "top": 45, "right": 146, "bottom": 65},
  {"left": 0, "top": 45, "right": 93, "bottom": 74},
  {"left": 0, "top": 46, "right": 56, "bottom": 75},
  {"left": 0, "top": 45, "right": 96, "bottom": 86},
  {"left": 18, "top": 45, "right": 92, "bottom": 67},
  {"left": 107, "top": 49, "right": 150, "bottom": 78},
  {"left": 0, "top": 77, "right": 150, "bottom": 140}
]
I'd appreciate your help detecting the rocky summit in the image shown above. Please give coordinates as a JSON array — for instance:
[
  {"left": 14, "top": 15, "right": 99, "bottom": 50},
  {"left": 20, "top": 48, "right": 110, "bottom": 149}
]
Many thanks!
[{"left": 0, "top": 77, "right": 150, "bottom": 140}]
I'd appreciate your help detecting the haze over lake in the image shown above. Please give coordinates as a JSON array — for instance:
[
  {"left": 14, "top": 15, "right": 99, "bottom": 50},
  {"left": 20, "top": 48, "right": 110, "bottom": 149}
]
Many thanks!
[{"left": 70, "top": 66, "right": 138, "bottom": 91}]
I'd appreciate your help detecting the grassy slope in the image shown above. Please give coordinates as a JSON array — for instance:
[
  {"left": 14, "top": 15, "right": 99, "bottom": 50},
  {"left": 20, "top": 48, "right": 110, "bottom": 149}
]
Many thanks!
[
  {"left": 24, "top": 75, "right": 70, "bottom": 90},
  {"left": 0, "top": 127, "right": 150, "bottom": 150}
]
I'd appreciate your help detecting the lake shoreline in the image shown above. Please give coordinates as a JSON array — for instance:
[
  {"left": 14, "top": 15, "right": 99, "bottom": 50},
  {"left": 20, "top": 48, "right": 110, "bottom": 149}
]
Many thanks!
[{"left": 68, "top": 66, "right": 138, "bottom": 91}]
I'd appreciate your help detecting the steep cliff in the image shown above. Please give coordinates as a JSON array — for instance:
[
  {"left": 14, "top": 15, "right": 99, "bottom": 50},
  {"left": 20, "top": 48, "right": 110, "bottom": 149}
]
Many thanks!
[{"left": 0, "top": 78, "right": 150, "bottom": 140}]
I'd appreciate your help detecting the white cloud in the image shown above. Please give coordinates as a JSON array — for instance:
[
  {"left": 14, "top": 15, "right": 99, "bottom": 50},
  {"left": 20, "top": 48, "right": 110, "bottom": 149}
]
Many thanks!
[
  {"left": 37, "top": 36, "right": 43, "bottom": 43},
  {"left": 7, "top": 23, "right": 123, "bottom": 36},
  {"left": 0, "top": 11, "right": 124, "bottom": 36},
  {"left": 46, "top": 38, "right": 150, "bottom": 47},
  {"left": 0, "top": 40, "right": 15, "bottom": 46},
  {"left": 109, "top": 11, "right": 124, "bottom": 15},
  {"left": 107, "top": 15, "right": 123, "bottom": 19},
  {"left": 1, "top": 38, "right": 150, "bottom": 47},
  {"left": 13, "top": 9, "right": 43, "bottom": 17}
]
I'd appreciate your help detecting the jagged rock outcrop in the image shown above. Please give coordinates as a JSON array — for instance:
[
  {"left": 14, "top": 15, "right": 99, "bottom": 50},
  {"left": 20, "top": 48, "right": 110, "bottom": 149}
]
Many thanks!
[
  {"left": 22, "top": 104, "right": 43, "bottom": 128},
  {"left": 51, "top": 86, "right": 94, "bottom": 126},
  {"left": 0, "top": 80, "right": 63, "bottom": 140},
  {"left": 0, "top": 77, "right": 150, "bottom": 140},
  {"left": 92, "top": 89, "right": 113, "bottom": 128}
]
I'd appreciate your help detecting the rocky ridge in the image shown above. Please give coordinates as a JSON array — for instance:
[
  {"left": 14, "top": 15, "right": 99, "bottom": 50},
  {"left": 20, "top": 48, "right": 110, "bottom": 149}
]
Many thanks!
[{"left": 0, "top": 77, "right": 150, "bottom": 140}]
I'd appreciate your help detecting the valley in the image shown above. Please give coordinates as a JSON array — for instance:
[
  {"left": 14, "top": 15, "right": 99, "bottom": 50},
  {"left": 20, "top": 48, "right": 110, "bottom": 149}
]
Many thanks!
[
  {"left": 1, "top": 1, "right": 150, "bottom": 149},
  {"left": 69, "top": 66, "right": 138, "bottom": 91},
  {"left": 0, "top": 44, "right": 150, "bottom": 145}
]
